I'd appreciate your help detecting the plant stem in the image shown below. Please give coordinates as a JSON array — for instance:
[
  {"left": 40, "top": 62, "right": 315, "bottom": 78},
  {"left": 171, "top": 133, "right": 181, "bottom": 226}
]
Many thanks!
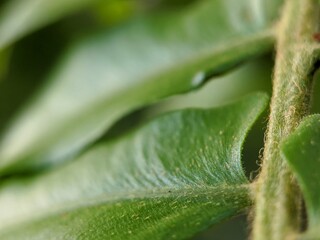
[{"left": 252, "top": 0, "right": 320, "bottom": 239}]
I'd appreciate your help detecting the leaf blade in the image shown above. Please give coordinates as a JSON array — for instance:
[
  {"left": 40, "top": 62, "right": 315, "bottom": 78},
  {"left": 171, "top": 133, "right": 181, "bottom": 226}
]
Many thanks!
[
  {"left": 0, "top": 93, "right": 267, "bottom": 239},
  {"left": 0, "top": 0, "right": 279, "bottom": 174},
  {"left": 0, "top": 186, "right": 250, "bottom": 240},
  {"left": 281, "top": 115, "right": 320, "bottom": 238}
]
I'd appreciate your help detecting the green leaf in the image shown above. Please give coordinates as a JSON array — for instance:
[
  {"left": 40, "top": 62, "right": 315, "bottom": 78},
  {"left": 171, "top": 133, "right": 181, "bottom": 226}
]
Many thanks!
[
  {"left": 0, "top": 0, "right": 100, "bottom": 49},
  {"left": 0, "top": 93, "right": 267, "bottom": 239},
  {"left": 281, "top": 115, "right": 320, "bottom": 239},
  {"left": 0, "top": 0, "right": 279, "bottom": 175}
]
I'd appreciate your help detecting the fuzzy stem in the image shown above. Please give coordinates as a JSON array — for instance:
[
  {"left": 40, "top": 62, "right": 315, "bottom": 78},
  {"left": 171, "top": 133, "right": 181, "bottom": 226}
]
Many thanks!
[{"left": 252, "top": 0, "right": 320, "bottom": 239}]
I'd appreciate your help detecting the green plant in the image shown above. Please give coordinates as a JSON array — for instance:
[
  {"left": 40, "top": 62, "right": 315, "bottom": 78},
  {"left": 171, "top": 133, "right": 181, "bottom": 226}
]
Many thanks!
[{"left": 0, "top": 0, "right": 319, "bottom": 239}]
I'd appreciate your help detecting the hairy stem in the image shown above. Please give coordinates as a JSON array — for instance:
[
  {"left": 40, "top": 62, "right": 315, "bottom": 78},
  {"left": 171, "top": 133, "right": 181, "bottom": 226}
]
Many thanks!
[{"left": 252, "top": 0, "right": 320, "bottom": 239}]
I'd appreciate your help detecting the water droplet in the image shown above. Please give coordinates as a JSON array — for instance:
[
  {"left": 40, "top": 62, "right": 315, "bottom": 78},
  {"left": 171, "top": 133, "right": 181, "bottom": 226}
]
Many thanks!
[{"left": 191, "top": 71, "right": 206, "bottom": 88}]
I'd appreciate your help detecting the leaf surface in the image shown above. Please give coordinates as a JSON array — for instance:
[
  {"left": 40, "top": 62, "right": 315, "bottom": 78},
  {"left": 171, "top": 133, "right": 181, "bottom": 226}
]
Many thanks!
[
  {"left": 281, "top": 115, "right": 320, "bottom": 239},
  {"left": 0, "top": 93, "right": 267, "bottom": 239},
  {"left": 0, "top": 0, "right": 280, "bottom": 174}
]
